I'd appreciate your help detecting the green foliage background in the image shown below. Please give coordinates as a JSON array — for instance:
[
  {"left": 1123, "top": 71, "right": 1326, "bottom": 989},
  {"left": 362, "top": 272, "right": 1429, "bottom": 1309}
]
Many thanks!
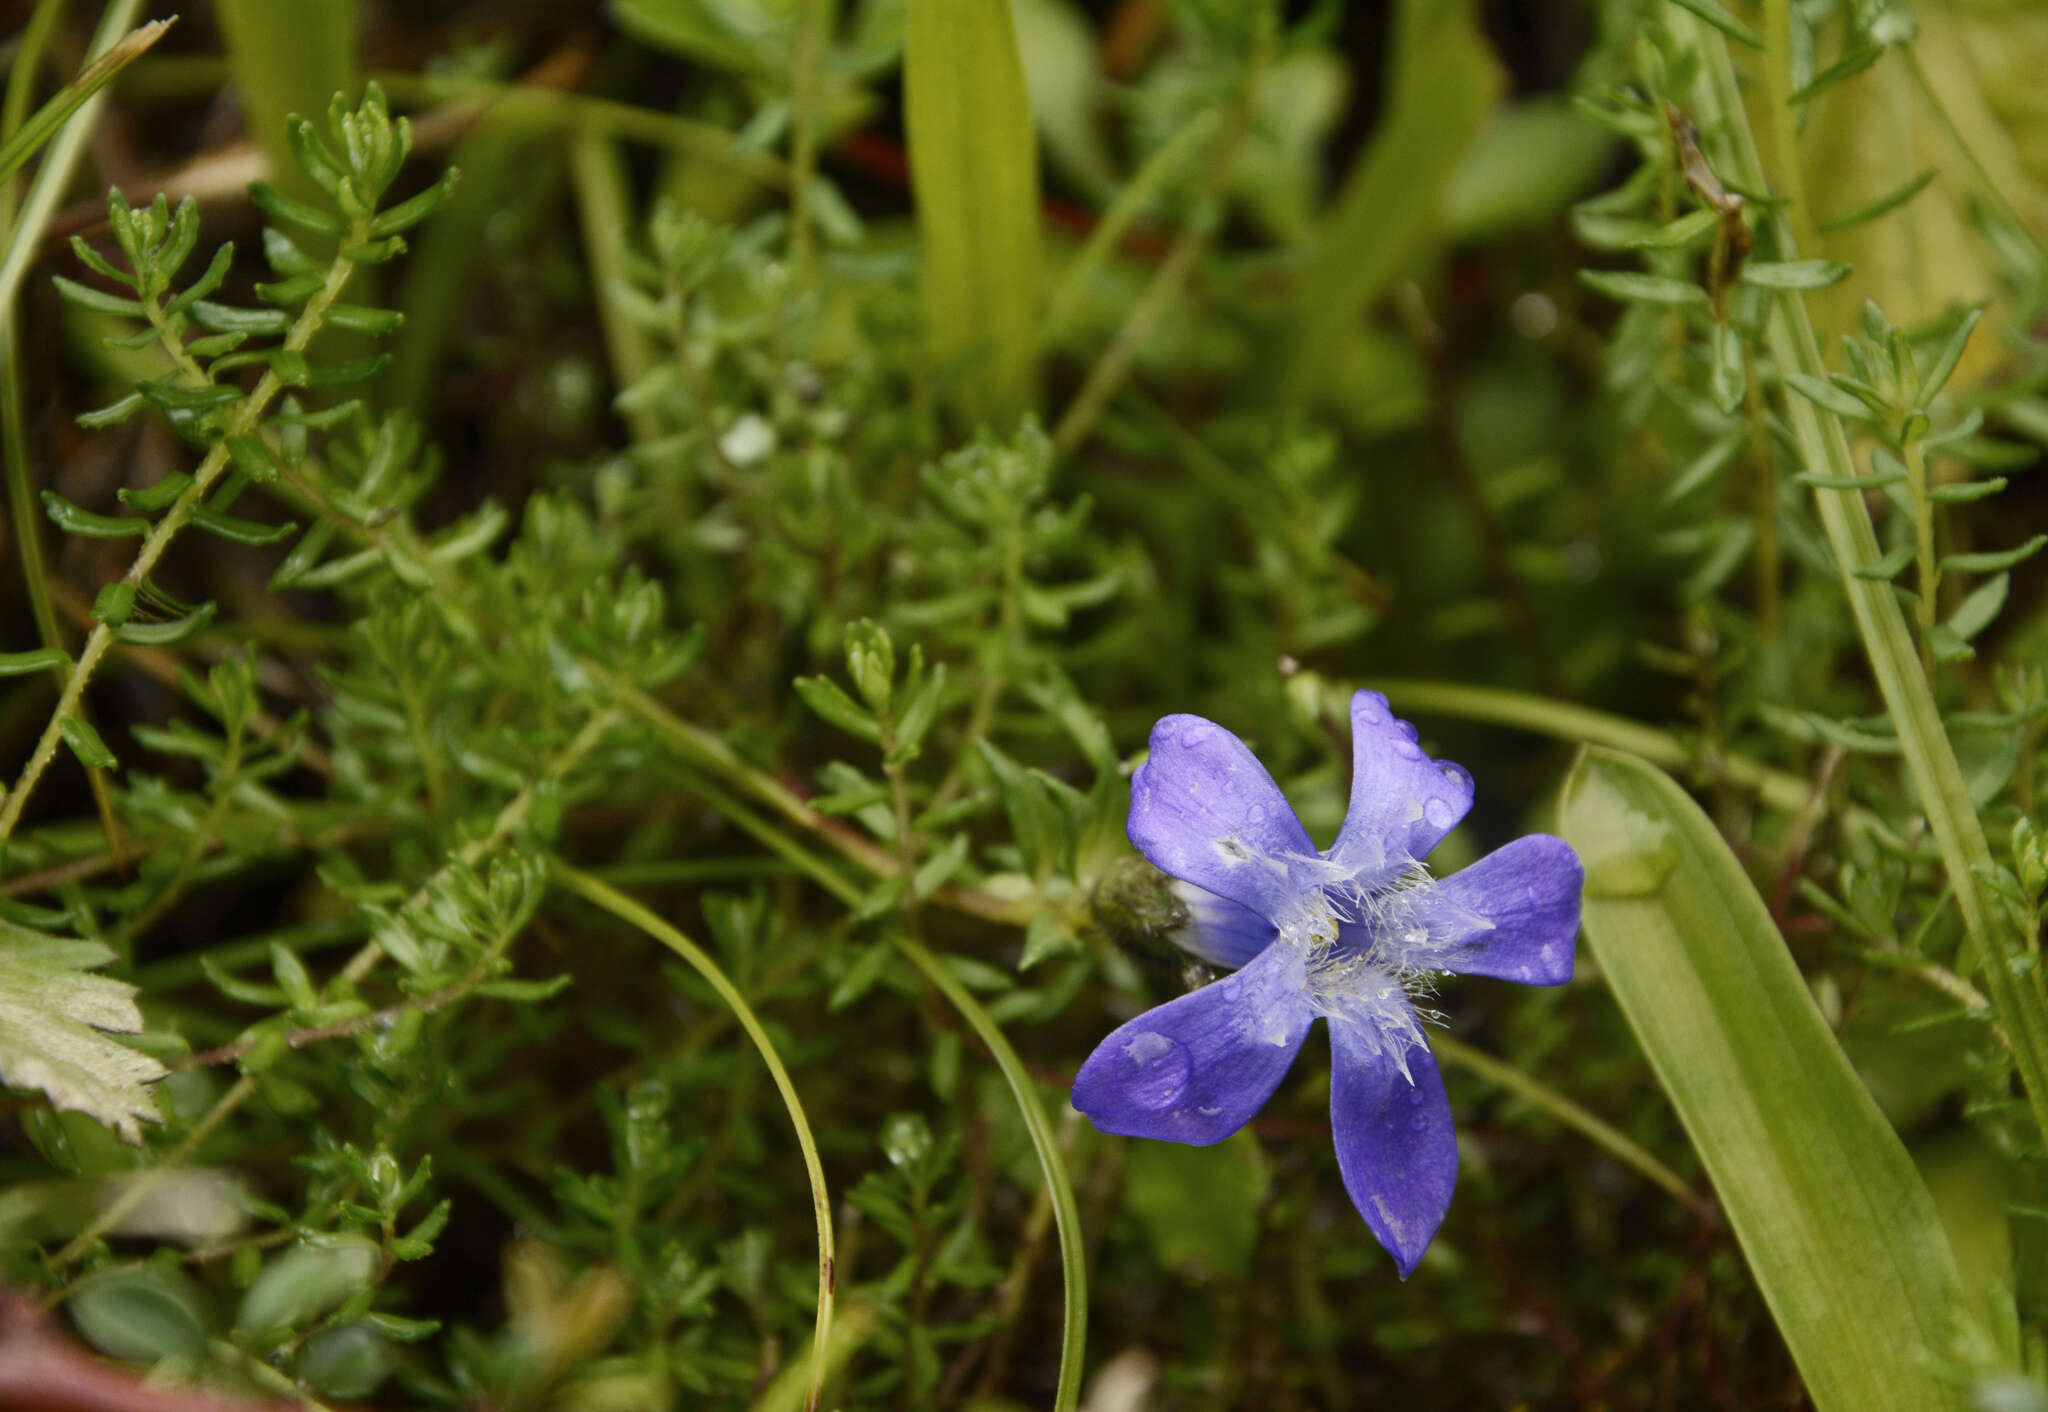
[{"left": 1, "top": 0, "right": 2046, "bottom": 1408}]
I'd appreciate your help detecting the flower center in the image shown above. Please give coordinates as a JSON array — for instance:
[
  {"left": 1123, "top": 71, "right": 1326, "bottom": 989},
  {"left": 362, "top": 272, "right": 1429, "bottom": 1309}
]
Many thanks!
[{"left": 1273, "top": 863, "right": 1482, "bottom": 1080}]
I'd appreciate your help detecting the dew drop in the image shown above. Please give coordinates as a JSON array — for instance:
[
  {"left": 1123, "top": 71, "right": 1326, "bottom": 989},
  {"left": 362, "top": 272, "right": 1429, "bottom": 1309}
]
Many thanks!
[
  {"left": 1409, "top": 1114, "right": 1430, "bottom": 1132},
  {"left": 1422, "top": 797, "right": 1455, "bottom": 831},
  {"left": 1119, "top": 1030, "right": 1192, "bottom": 1110},
  {"left": 1355, "top": 694, "right": 1390, "bottom": 725},
  {"left": 1391, "top": 738, "right": 1425, "bottom": 761}
]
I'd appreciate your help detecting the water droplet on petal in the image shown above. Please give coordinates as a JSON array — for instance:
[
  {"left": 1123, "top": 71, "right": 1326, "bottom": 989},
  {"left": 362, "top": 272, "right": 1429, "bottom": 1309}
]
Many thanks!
[
  {"left": 1423, "top": 797, "right": 1455, "bottom": 831},
  {"left": 1119, "top": 1030, "right": 1192, "bottom": 1110},
  {"left": 1356, "top": 694, "right": 1390, "bottom": 724},
  {"left": 1409, "top": 1114, "right": 1430, "bottom": 1132}
]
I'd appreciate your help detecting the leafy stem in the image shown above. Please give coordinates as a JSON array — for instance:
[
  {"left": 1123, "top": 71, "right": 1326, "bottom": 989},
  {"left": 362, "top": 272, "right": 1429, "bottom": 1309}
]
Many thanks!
[
  {"left": 1687, "top": 17, "right": 2048, "bottom": 1145},
  {"left": 0, "top": 246, "right": 360, "bottom": 847}
]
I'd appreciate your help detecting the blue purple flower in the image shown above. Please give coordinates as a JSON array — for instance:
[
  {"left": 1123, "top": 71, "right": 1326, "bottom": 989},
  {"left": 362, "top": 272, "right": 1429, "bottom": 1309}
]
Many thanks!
[{"left": 1073, "top": 690, "right": 1583, "bottom": 1277}]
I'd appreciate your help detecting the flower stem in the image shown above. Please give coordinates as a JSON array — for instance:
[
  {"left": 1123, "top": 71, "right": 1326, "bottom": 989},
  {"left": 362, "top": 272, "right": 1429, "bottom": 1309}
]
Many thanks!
[
  {"left": 558, "top": 866, "right": 836, "bottom": 1412},
  {"left": 1431, "top": 1033, "right": 1708, "bottom": 1217}
]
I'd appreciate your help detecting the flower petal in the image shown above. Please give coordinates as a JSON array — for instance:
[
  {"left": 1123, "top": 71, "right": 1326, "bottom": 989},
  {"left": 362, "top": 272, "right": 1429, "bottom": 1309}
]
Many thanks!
[
  {"left": 1168, "top": 881, "right": 1275, "bottom": 970},
  {"left": 1329, "top": 1019, "right": 1457, "bottom": 1279},
  {"left": 1072, "top": 941, "right": 1313, "bottom": 1145},
  {"left": 1327, "top": 691, "right": 1474, "bottom": 883},
  {"left": 1421, "top": 834, "right": 1582, "bottom": 986},
  {"left": 1127, "top": 714, "right": 1318, "bottom": 919}
]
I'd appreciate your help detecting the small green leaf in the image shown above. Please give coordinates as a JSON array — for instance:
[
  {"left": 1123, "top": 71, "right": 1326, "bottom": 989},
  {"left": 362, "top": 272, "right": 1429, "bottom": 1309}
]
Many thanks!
[
  {"left": 830, "top": 941, "right": 896, "bottom": 1010},
  {"left": 76, "top": 392, "right": 146, "bottom": 429},
  {"left": 91, "top": 582, "right": 136, "bottom": 627},
  {"left": 1578, "top": 269, "right": 1707, "bottom": 305},
  {"left": 368, "top": 169, "right": 459, "bottom": 237},
  {"left": 0, "top": 648, "right": 68, "bottom": 677},
  {"left": 1943, "top": 572, "right": 2008, "bottom": 644},
  {"left": 1788, "top": 43, "right": 1882, "bottom": 103},
  {"left": 1916, "top": 306, "right": 1983, "bottom": 407},
  {"left": 235, "top": 1238, "right": 380, "bottom": 1336},
  {"left": 114, "top": 601, "right": 216, "bottom": 645},
  {"left": 1851, "top": 545, "right": 1914, "bottom": 580},
  {"left": 1943, "top": 535, "right": 2045, "bottom": 574},
  {"left": 118, "top": 473, "right": 194, "bottom": 514},
  {"left": 166, "top": 243, "right": 236, "bottom": 314},
  {"left": 1817, "top": 169, "right": 1936, "bottom": 235},
  {"left": 912, "top": 833, "right": 970, "bottom": 900},
  {"left": 190, "top": 300, "right": 289, "bottom": 335},
  {"left": 249, "top": 179, "right": 345, "bottom": 236},
  {"left": 226, "top": 435, "right": 279, "bottom": 483},
  {"left": 794, "top": 675, "right": 880, "bottom": 742},
  {"left": 303, "top": 354, "right": 391, "bottom": 387},
  {"left": 190, "top": 505, "right": 297, "bottom": 546},
  {"left": 1783, "top": 372, "right": 1874, "bottom": 421},
  {"left": 68, "top": 1267, "right": 208, "bottom": 1363},
  {"left": 255, "top": 271, "right": 325, "bottom": 306},
  {"left": 42, "top": 491, "right": 145, "bottom": 538},
  {"left": 51, "top": 275, "right": 145, "bottom": 317},
  {"left": 1624, "top": 207, "right": 1724, "bottom": 251},
  {"left": 1740, "top": 259, "right": 1851, "bottom": 290},
  {"left": 1669, "top": 0, "right": 1763, "bottom": 48},
  {"left": 60, "top": 715, "right": 119, "bottom": 769},
  {"left": 473, "top": 975, "right": 573, "bottom": 1002},
  {"left": 1926, "top": 477, "right": 2006, "bottom": 504},
  {"left": 324, "top": 303, "right": 404, "bottom": 335}
]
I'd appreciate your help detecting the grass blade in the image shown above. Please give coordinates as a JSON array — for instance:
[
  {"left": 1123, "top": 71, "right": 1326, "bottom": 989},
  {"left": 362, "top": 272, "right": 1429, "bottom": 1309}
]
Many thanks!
[
  {"left": 904, "top": 0, "right": 1041, "bottom": 429},
  {"left": 0, "top": 17, "right": 173, "bottom": 188},
  {"left": 1284, "top": 0, "right": 1499, "bottom": 406},
  {"left": 557, "top": 867, "right": 836, "bottom": 1412},
  {"left": 1561, "top": 747, "right": 1978, "bottom": 1412},
  {"left": 213, "top": 0, "right": 358, "bottom": 201}
]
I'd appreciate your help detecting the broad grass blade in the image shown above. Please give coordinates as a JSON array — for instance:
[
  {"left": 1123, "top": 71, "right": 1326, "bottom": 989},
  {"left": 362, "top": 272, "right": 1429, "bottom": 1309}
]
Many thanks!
[
  {"left": 214, "top": 0, "right": 359, "bottom": 202},
  {"left": 1561, "top": 747, "right": 1982, "bottom": 1412},
  {"left": 1285, "top": 0, "right": 1498, "bottom": 406},
  {"left": 904, "top": 0, "right": 1041, "bottom": 430}
]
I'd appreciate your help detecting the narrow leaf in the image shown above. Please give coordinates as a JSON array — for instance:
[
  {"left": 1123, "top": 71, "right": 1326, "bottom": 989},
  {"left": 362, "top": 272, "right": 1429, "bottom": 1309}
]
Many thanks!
[
  {"left": 1942, "top": 535, "right": 2045, "bottom": 575},
  {"left": 1578, "top": 269, "right": 1707, "bottom": 305},
  {"left": 1739, "top": 259, "right": 1851, "bottom": 290}
]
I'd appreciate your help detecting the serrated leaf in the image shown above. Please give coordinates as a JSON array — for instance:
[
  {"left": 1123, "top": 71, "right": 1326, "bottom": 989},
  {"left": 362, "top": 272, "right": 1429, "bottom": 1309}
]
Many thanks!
[{"left": 0, "top": 928, "right": 165, "bottom": 1142}]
